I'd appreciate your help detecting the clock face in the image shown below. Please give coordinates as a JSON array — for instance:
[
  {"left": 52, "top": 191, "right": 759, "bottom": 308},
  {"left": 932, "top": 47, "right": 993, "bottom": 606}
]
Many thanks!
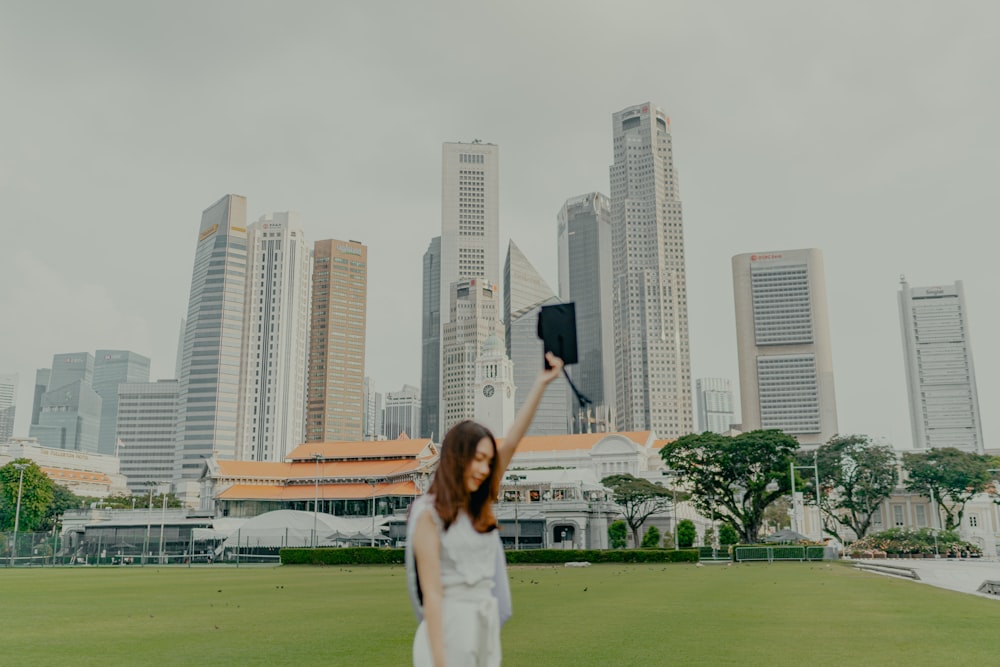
[{"left": 482, "top": 384, "right": 495, "bottom": 398}]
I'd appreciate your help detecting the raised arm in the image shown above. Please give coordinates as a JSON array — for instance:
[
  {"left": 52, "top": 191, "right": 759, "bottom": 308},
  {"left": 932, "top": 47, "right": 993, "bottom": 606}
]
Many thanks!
[{"left": 495, "top": 352, "right": 564, "bottom": 478}]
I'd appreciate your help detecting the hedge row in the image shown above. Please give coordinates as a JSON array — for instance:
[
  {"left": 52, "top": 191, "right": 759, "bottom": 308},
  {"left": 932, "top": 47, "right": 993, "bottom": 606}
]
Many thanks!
[
  {"left": 280, "top": 547, "right": 405, "bottom": 565},
  {"left": 505, "top": 548, "right": 699, "bottom": 564},
  {"left": 280, "top": 547, "right": 700, "bottom": 566}
]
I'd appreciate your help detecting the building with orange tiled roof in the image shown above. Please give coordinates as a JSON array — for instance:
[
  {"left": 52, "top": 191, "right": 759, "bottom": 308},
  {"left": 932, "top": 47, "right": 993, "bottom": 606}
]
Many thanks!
[{"left": 204, "top": 437, "right": 437, "bottom": 518}]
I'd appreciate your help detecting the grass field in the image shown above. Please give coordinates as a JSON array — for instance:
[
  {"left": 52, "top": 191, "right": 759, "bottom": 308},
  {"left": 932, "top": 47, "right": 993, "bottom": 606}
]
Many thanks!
[{"left": 3, "top": 562, "right": 999, "bottom": 666}]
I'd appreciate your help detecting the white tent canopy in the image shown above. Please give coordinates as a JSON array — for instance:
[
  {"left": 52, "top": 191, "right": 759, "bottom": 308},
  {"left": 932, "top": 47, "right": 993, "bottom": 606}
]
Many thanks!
[{"left": 220, "top": 510, "right": 388, "bottom": 548}]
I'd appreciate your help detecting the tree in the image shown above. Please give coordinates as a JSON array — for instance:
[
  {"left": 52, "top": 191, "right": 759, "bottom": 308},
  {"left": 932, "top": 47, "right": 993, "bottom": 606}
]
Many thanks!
[
  {"left": 660, "top": 430, "right": 798, "bottom": 543},
  {"left": 718, "top": 523, "right": 739, "bottom": 547},
  {"left": 677, "top": 519, "right": 696, "bottom": 548},
  {"left": 608, "top": 520, "right": 627, "bottom": 549},
  {"left": 601, "top": 473, "right": 672, "bottom": 548},
  {"left": 41, "top": 484, "right": 84, "bottom": 531},
  {"left": 0, "top": 460, "right": 55, "bottom": 532},
  {"left": 902, "top": 448, "right": 997, "bottom": 530},
  {"left": 806, "top": 435, "right": 898, "bottom": 540},
  {"left": 641, "top": 525, "right": 661, "bottom": 548}
]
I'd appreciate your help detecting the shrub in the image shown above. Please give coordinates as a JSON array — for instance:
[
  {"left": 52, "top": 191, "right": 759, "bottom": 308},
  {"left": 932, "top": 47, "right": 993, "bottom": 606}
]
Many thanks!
[
  {"left": 505, "top": 549, "right": 699, "bottom": 564},
  {"left": 719, "top": 524, "right": 739, "bottom": 547},
  {"left": 609, "top": 520, "right": 627, "bottom": 549},
  {"left": 677, "top": 519, "right": 696, "bottom": 548},
  {"left": 281, "top": 548, "right": 404, "bottom": 565},
  {"left": 641, "top": 525, "right": 661, "bottom": 548}
]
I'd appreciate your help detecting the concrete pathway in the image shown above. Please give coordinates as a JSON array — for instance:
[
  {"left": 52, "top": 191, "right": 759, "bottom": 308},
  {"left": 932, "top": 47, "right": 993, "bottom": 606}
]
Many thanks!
[{"left": 852, "top": 557, "right": 1000, "bottom": 599}]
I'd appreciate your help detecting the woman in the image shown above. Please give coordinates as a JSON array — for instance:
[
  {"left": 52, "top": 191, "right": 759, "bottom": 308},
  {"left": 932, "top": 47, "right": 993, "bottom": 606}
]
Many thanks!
[{"left": 406, "top": 352, "right": 564, "bottom": 667}]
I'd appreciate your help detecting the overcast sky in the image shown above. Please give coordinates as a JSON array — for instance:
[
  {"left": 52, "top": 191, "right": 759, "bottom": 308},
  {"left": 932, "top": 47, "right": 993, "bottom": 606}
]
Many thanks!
[{"left": 2, "top": 1, "right": 998, "bottom": 449}]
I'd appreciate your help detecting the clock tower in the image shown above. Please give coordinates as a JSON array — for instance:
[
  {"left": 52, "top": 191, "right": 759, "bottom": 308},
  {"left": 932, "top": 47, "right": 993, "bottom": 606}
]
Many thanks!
[{"left": 474, "top": 332, "right": 516, "bottom": 436}]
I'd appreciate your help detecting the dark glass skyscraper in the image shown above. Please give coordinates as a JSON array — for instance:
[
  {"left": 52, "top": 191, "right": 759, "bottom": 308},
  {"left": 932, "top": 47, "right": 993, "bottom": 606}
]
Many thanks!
[{"left": 420, "top": 236, "right": 441, "bottom": 439}]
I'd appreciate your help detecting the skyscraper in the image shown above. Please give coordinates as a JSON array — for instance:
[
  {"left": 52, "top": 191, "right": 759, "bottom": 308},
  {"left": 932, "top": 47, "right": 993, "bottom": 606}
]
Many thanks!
[
  {"left": 307, "top": 239, "right": 368, "bottom": 442},
  {"left": 557, "top": 192, "right": 616, "bottom": 432},
  {"left": 236, "top": 212, "right": 312, "bottom": 462},
  {"left": 420, "top": 236, "right": 441, "bottom": 439},
  {"left": 898, "top": 278, "right": 984, "bottom": 452},
  {"left": 94, "top": 350, "right": 151, "bottom": 456},
  {"left": 175, "top": 194, "right": 248, "bottom": 497},
  {"left": 695, "top": 378, "right": 735, "bottom": 434},
  {"left": 117, "top": 379, "right": 179, "bottom": 493},
  {"left": 363, "top": 377, "right": 383, "bottom": 440},
  {"left": 439, "top": 142, "right": 500, "bottom": 319},
  {"left": 438, "top": 142, "right": 500, "bottom": 432},
  {"left": 384, "top": 384, "right": 421, "bottom": 440},
  {"left": 0, "top": 373, "right": 16, "bottom": 442},
  {"left": 732, "top": 249, "right": 838, "bottom": 447},
  {"left": 504, "top": 241, "right": 570, "bottom": 435},
  {"left": 610, "top": 103, "right": 693, "bottom": 437},
  {"left": 29, "top": 352, "right": 102, "bottom": 452},
  {"left": 441, "top": 279, "right": 501, "bottom": 432}
]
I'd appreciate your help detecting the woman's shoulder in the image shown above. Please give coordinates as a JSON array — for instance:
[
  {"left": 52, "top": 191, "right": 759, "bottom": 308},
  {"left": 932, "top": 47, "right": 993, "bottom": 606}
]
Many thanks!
[{"left": 408, "top": 495, "right": 442, "bottom": 529}]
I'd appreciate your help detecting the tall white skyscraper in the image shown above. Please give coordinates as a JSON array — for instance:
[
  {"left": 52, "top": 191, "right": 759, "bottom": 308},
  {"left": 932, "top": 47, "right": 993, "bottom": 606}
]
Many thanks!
[
  {"left": 236, "top": 212, "right": 312, "bottom": 462},
  {"left": 899, "top": 278, "right": 983, "bottom": 452},
  {"left": 733, "top": 249, "right": 838, "bottom": 447},
  {"left": 176, "top": 194, "right": 248, "bottom": 498},
  {"left": 441, "top": 279, "right": 502, "bottom": 432},
  {"left": 695, "top": 378, "right": 735, "bottom": 434},
  {"left": 610, "top": 103, "right": 693, "bottom": 437},
  {"left": 558, "top": 193, "right": 616, "bottom": 433},
  {"left": 0, "top": 373, "right": 17, "bottom": 442},
  {"left": 117, "top": 379, "right": 179, "bottom": 493},
  {"left": 438, "top": 142, "right": 500, "bottom": 432}
]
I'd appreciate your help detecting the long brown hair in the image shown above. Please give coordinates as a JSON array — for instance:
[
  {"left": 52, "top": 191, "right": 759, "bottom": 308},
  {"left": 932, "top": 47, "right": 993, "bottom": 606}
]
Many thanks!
[{"left": 428, "top": 420, "right": 499, "bottom": 533}]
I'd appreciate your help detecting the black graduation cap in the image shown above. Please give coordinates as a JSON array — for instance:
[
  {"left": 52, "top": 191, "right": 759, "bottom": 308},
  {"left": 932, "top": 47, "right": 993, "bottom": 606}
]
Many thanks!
[{"left": 536, "top": 303, "right": 579, "bottom": 367}]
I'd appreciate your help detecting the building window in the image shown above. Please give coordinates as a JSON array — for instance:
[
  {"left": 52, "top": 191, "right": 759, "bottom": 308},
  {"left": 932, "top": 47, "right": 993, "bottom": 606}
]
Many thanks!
[{"left": 892, "top": 505, "right": 904, "bottom": 527}]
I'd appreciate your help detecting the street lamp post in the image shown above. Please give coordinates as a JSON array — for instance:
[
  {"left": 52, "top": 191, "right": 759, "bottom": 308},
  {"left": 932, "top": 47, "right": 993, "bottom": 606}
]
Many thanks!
[
  {"left": 661, "top": 470, "right": 681, "bottom": 550},
  {"left": 9, "top": 463, "right": 28, "bottom": 568},
  {"left": 141, "top": 483, "right": 155, "bottom": 566},
  {"left": 312, "top": 453, "right": 322, "bottom": 548},
  {"left": 506, "top": 474, "right": 526, "bottom": 549},
  {"left": 370, "top": 479, "right": 378, "bottom": 548},
  {"left": 157, "top": 489, "right": 168, "bottom": 564}
]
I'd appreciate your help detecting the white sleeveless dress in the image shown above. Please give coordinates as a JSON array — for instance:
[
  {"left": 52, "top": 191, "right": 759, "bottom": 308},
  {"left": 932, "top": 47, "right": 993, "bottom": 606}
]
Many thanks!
[{"left": 410, "top": 499, "right": 502, "bottom": 667}]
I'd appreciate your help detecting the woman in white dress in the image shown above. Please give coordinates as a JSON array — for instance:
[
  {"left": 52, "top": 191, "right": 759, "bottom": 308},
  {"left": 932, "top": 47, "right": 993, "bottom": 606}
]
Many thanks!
[{"left": 407, "top": 352, "right": 564, "bottom": 667}]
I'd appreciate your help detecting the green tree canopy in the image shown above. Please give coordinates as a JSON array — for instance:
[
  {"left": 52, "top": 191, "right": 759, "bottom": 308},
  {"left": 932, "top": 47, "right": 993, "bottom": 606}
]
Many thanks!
[
  {"left": 601, "top": 473, "right": 672, "bottom": 548},
  {"left": 718, "top": 523, "right": 739, "bottom": 547},
  {"left": 0, "top": 459, "right": 55, "bottom": 532},
  {"left": 641, "top": 525, "right": 661, "bottom": 548},
  {"left": 902, "top": 448, "right": 998, "bottom": 530},
  {"left": 660, "top": 430, "right": 798, "bottom": 543},
  {"left": 41, "top": 484, "right": 84, "bottom": 531},
  {"left": 806, "top": 435, "right": 898, "bottom": 540}
]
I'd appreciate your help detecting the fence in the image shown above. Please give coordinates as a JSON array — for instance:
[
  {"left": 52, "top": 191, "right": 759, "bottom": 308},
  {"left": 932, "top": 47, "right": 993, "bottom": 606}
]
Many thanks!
[
  {"left": 2, "top": 531, "right": 65, "bottom": 566},
  {"left": 733, "top": 545, "right": 826, "bottom": 563}
]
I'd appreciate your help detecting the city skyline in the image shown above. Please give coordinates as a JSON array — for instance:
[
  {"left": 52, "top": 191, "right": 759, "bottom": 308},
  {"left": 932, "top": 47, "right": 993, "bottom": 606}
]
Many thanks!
[{"left": 3, "top": 3, "right": 1000, "bottom": 450}]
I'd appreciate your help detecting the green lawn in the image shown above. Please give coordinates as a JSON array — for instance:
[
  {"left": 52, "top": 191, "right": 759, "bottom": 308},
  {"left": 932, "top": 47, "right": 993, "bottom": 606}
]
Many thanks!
[{"left": 2, "top": 562, "right": 998, "bottom": 665}]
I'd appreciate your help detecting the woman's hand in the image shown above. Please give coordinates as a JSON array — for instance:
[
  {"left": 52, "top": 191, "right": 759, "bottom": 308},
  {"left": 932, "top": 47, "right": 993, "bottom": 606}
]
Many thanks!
[{"left": 539, "top": 352, "right": 564, "bottom": 385}]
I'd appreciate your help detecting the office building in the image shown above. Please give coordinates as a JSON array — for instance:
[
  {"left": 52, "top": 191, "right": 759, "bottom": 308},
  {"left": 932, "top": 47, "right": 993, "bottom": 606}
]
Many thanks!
[
  {"left": 899, "top": 278, "right": 984, "bottom": 452},
  {"left": 236, "top": 212, "right": 312, "bottom": 462},
  {"left": 363, "top": 377, "right": 384, "bottom": 440},
  {"left": 384, "top": 384, "right": 421, "bottom": 440},
  {"left": 117, "top": 380, "right": 179, "bottom": 493},
  {"left": 420, "top": 237, "right": 441, "bottom": 440},
  {"left": 306, "top": 239, "right": 368, "bottom": 442},
  {"left": 610, "top": 103, "right": 693, "bottom": 437},
  {"left": 557, "top": 193, "right": 616, "bottom": 432},
  {"left": 733, "top": 249, "right": 838, "bottom": 447},
  {"left": 175, "top": 194, "right": 248, "bottom": 498},
  {"left": 438, "top": 141, "right": 500, "bottom": 432},
  {"left": 29, "top": 353, "right": 102, "bottom": 452},
  {"left": 441, "top": 279, "right": 501, "bottom": 432},
  {"left": 31, "top": 368, "right": 50, "bottom": 426},
  {"left": 94, "top": 350, "right": 151, "bottom": 456},
  {"left": 504, "top": 241, "right": 570, "bottom": 435},
  {"left": 695, "top": 378, "right": 735, "bottom": 434},
  {"left": 0, "top": 373, "right": 16, "bottom": 442}
]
